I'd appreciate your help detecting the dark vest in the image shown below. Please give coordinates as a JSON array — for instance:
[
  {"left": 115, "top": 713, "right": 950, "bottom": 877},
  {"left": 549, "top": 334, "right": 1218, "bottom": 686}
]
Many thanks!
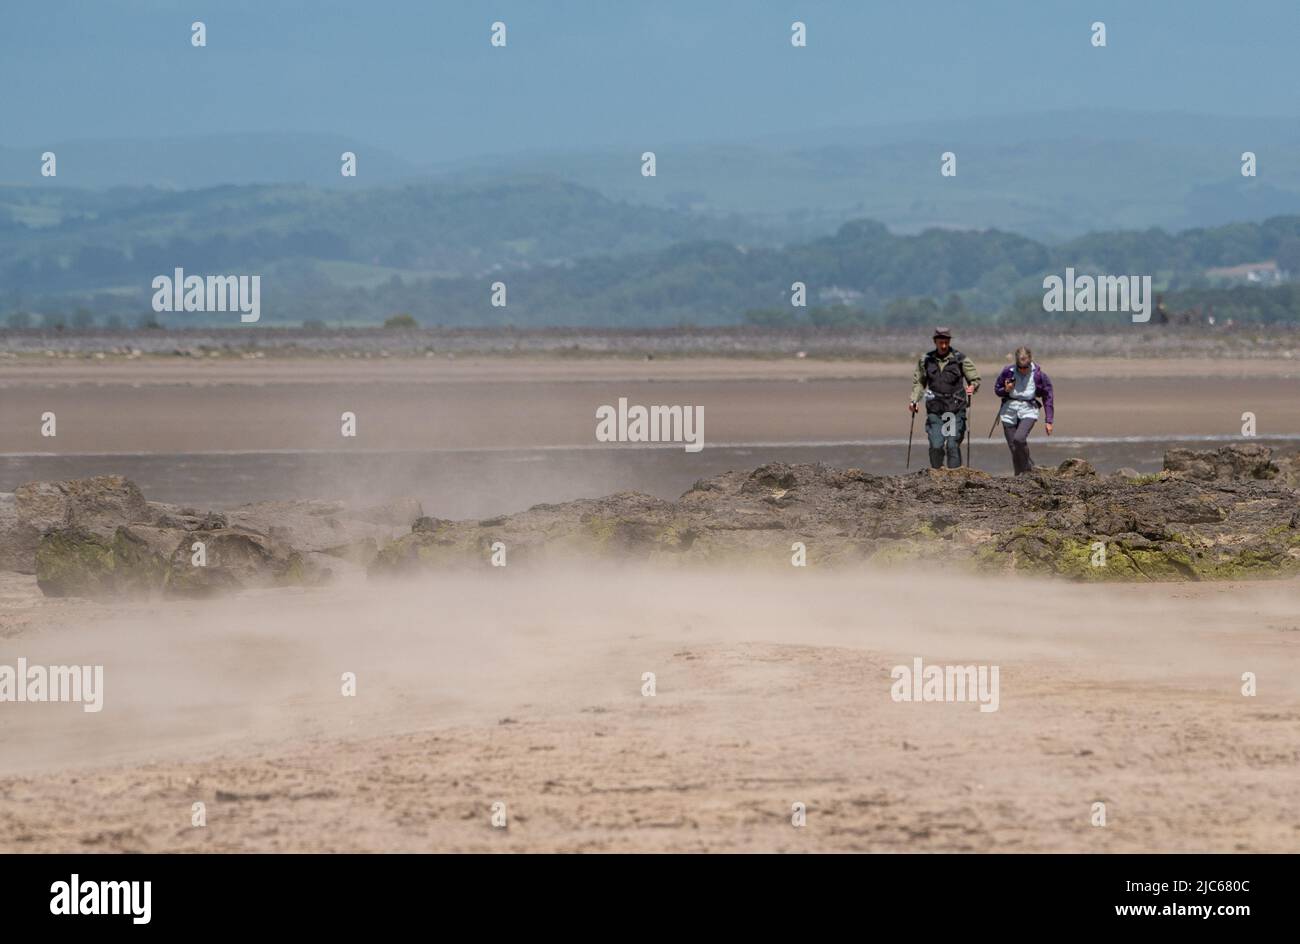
[{"left": 923, "top": 350, "right": 967, "bottom": 414}]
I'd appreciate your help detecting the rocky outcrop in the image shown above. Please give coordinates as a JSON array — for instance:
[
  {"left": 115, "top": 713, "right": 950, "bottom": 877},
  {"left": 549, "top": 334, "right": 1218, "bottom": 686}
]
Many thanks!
[
  {"left": 0, "top": 493, "right": 24, "bottom": 573},
  {"left": 367, "top": 444, "right": 1300, "bottom": 583},
  {"left": 1277, "top": 452, "right": 1300, "bottom": 490},
  {"left": 34, "top": 521, "right": 321, "bottom": 599},
  {"left": 10, "top": 445, "right": 1300, "bottom": 594},
  {"left": 222, "top": 497, "right": 423, "bottom": 574},
  {"left": 8, "top": 477, "right": 423, "bottom": 598},
  {"left": 0, "top": 475, "right": 149, "bottom": 574},
  {"left": 1163, "top": 444, "right": 1280, "bottom": 482}
]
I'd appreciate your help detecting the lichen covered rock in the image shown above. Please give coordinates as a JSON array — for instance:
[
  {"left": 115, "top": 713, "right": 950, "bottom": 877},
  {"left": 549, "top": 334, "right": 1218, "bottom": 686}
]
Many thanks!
[
  {"left": 368, "top": 446, "right": 1300, "bottom": 583},
  {"left": 1164, "top": 444, "right": 1279, "bottom": 482},
  {"left": 35, "top": 523, "right": 321, "bottom": 598},
  {"left": 17, "top": 446, "right": 1300, "bottom": 592},
  {"left": 2, "top": 475, "right": 151, "bottom": 575}
]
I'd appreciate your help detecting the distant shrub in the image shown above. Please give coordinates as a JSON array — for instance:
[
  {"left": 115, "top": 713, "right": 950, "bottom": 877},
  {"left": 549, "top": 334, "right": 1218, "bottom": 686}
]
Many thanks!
[
  {"left": 302, "top": 319, "right": 327, "bottom": 330},
  {"left": 383, "top": 313, "right": 419, "bottom": 329}
]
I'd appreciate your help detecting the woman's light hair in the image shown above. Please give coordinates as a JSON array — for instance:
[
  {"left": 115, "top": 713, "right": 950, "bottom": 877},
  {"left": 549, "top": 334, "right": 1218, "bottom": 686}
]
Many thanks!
[{"left": 1014, "top": 345, "right": 1033, "bottom": 363}]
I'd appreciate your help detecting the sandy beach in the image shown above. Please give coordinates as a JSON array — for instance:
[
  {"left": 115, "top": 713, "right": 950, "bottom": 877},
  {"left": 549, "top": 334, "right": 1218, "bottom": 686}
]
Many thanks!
[
  {"left": 1, "top": 353, "right": 1296, "bottom": 518},
  {"left": 1, "top": 355, "right": 1297, "bottom": 455},
  {"left": 1, "top": 568, "right": 1296, "bottom": 852},
  {"left": 1, "top": 351, "right": 1297, "bottom": 853}
]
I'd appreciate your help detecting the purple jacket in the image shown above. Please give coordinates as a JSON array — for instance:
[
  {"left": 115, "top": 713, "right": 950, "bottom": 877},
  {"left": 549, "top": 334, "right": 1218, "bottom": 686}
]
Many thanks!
[{"left": 995, "top": 363, "right": 1054, "bottom": 424}]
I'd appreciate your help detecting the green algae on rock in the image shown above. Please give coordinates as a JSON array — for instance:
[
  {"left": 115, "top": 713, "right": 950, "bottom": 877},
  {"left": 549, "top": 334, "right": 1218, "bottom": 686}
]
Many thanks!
[
  {"left": 363, "top": 446, "right": 1300, "bottom": 583},
  {"left": 16, "top": 445, "right": 1300, "bottom": 596}
]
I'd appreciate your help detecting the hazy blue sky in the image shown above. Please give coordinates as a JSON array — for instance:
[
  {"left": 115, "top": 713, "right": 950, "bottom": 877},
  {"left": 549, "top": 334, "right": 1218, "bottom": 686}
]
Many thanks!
[{"left": 3, "top": 0, "right": 1297, "bottom": 161}]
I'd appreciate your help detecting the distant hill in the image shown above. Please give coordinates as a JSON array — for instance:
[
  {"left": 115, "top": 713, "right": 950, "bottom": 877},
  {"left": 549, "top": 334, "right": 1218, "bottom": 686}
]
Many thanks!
[
  {"left": 312, "top": 215, "right": 1300, "bottom": 327},
  {"left": 0, "top": 134, "right": 422, "bottom": 190},
  {"left": 421, "top": 110, "right": 1300, "bottom": 241},
  {"left": 0, "top": 175, "right": 775, "bottom": 302},
  {"left": 8, "top": 110, "right": 1300, "bottom": 241},
  {"left": 9, "top": 207, "right": 1300, "bottom": 328},
  {"left": 7, "top": 110, "right": 1300, "bottom": 328}
]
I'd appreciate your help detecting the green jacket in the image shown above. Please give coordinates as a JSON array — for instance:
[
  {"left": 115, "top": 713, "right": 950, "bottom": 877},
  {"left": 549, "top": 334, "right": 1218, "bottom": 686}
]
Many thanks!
[{"left": 910, "top": 350, "right": 981, "bottom": 404}]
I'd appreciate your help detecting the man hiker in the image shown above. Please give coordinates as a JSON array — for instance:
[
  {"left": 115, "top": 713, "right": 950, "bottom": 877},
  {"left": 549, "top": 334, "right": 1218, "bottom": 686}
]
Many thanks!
[
  {"left": 908, "top": 327, "right": 980, "bottom": 469},
  {"left": 994, "top": 345, "right": 1054, "bottom": 475}
]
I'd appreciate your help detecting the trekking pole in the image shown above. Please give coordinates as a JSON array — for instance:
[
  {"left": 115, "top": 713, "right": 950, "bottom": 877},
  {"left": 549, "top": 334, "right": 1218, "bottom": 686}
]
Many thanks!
[
  {"left": 906, "top": 407, "right": 916, "bottom": 470},
  {"left": 965, "top": 392, "right": 974, "bottom": 467},
  {"left": 987, "top": 380, "right": 1003, "bottom": 439}
]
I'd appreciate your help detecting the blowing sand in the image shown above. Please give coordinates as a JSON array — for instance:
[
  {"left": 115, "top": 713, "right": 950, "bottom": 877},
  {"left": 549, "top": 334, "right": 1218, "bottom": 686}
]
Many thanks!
[{"left": 1, "top": 567, "right": 1296, "bottom": 853}]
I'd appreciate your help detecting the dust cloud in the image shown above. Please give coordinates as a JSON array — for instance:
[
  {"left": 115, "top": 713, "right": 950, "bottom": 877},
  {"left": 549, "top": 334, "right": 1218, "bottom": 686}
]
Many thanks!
[{"left": 3, "top": 564, "right": 1296, "bottom": 782}]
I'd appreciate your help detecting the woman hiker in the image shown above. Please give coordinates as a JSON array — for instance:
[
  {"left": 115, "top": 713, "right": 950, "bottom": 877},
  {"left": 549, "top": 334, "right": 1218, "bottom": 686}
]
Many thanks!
[{"left": 995, "top": 346, "right": 1054, "bottom": 475}]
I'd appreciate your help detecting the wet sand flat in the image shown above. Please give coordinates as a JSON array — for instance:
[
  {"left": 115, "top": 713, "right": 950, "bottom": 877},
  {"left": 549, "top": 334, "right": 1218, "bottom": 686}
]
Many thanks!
[{"left": 0, "top": 356, "right": 1296, "bottom": 454}]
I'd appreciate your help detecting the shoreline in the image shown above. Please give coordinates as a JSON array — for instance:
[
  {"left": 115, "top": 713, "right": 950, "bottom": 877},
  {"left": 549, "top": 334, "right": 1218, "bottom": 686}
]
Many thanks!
[
  {"left": 3, "top": 353, "right": 1300, "bottom": 381},
  {"left": 1, "top": 325, "right": 1299, "bottom": 364}
]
